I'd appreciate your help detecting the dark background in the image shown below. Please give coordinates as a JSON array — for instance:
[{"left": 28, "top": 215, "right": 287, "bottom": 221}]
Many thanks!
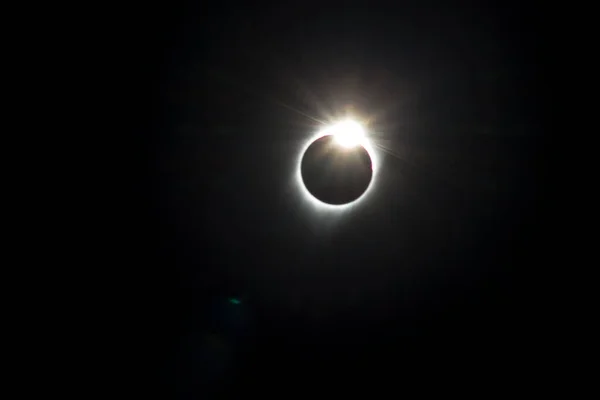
[{"left": 112, "top": 0, "right": 546, "bottom": 396}]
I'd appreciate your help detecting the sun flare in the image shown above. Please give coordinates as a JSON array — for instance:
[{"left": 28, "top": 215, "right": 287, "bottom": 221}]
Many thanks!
[{"left": 331, "top": 120, "right": 366, "bottom": 148}]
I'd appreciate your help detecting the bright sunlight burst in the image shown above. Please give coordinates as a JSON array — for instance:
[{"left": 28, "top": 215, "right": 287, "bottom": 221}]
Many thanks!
[{"left": 331, "top": 120, "right": 366, "bottom": 148}]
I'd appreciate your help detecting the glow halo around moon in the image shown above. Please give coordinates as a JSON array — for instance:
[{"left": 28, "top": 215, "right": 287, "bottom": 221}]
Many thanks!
[{"left": 295, "top": 119, "right": 379, "bottom": 212}]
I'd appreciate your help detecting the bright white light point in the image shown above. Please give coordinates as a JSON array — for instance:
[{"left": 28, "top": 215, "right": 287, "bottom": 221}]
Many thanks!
[{"left": 332, "top": 120, "right": 365, "bottom": 148}]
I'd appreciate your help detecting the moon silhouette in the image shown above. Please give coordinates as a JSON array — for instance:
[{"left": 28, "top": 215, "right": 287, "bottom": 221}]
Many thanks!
[{"left": 300, "top": 134, "right": 373, "bottom": 205}]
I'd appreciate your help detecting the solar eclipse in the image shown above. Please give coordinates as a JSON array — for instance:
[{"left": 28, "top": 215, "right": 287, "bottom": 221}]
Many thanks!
[{"left": 297, "top": 120, "right": 377, "bottom": 209}]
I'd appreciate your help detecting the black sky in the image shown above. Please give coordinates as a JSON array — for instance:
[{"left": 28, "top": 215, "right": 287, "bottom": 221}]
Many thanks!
[{"left": 113, "top": 0, "right": 546, "bottom": 396}]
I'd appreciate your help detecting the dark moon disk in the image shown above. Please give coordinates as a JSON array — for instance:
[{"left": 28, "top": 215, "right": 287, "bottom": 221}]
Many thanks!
[{"left": 300, "top": 134, "right": 373, "bottom": 205}]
